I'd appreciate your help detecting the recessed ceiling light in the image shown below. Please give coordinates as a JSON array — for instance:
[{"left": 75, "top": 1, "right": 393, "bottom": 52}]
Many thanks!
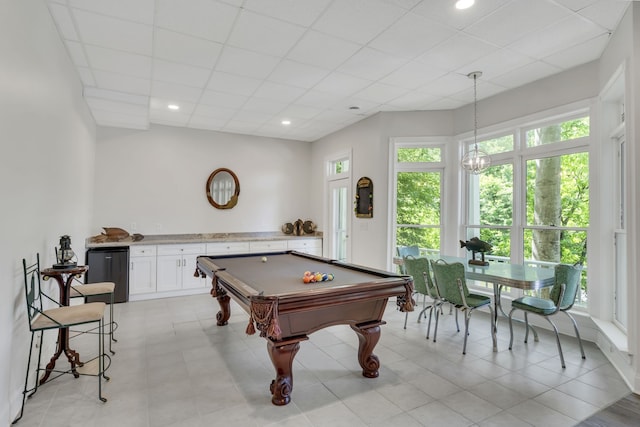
[
  {"left": 167, "top": 104, "right": 180, "bottom": 110},
  {"left": 455, "top": 0, "right": 475, "bottom": 10},
  {"left": 281, "top": 119, "right": 291, "bottom": 125}
]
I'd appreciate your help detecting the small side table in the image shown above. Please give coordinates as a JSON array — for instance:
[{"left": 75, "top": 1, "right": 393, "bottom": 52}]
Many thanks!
[{"left": 40, "top": 265, "right": 88, "bottom": 385}]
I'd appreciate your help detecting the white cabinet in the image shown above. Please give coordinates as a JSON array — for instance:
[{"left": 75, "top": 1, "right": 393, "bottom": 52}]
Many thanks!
[
  {"left": 287, "top": 238, "right": 322, "bottom": 256},
  {"left": 156, "top": 244, "right": 206, "bottom": 292},
  {"left": 206, "top": 241, "right": 250, "bottom": 255},
  {"left": 249, "top": 240, "right": 288, "bottom": 253},
  {"left": 129, "top": 245, "right": 157, "bottom": 295}
]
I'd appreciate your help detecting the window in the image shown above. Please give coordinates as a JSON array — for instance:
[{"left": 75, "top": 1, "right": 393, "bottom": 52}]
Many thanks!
[
  {"left": 392, "top": 140, "right": 445, "bottom": 262},
  {"left": 465, "top": 113, "right": 590, "bottom": 306}
]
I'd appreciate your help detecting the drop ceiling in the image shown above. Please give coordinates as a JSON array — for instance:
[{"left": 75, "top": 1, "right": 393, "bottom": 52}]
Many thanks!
[{"left": 46, "top": 0, "right": 630, "bottom": 141}]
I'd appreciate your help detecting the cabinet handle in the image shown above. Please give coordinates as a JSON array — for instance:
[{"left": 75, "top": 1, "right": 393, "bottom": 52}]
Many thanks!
[
  {"left": 176, "top": 259, "right": 181, "bottom": 267},
  {"left": 182, "top": 259, "right": 186, "bottom": 267},
  {"left": 131, "top": 263, "right": 134, "bottom": 271}
]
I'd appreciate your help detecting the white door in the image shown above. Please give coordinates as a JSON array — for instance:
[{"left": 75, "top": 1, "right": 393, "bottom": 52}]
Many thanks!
[
  {"left": 614, "top": 135, "right": 627, "bottom": 330},
  {"left": 328, "top": 178, "right": 350, "bottom": 262}
]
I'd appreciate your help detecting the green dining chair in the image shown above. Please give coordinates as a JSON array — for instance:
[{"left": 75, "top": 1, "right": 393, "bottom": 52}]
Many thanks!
[
  {"left": 396, "top": 245, "right": 420, "bottom": 274},
  {"left": 430, "top": 259, "right": 496, "bottom": 354},
  {"left": 508, "top": 263, "right": 584, "bottom": 368},
  {"left": 402, "top": 256, "right": 444, "bottom": 340}
]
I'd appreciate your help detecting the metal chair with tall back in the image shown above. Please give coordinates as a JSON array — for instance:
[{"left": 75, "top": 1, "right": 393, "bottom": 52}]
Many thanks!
[
  {"left": 13, "top": 254, "right": 109, "bottom": 424},
  {"left": 402, "top": 256, "right": 444, "bottom": 340},
  {"left": 430, "top": 259, "right": 497, "bottom": 355},
  {"left": 508, "top": 262, "right": 585, "bottom": 368}
]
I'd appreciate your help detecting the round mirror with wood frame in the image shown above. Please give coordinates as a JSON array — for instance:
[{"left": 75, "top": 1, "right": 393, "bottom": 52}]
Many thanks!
[{"left": 206, "top": 168, "right": 240, "bottom": 209}]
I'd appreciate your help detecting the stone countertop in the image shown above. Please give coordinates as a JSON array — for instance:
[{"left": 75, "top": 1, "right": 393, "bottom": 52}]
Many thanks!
[{"left": 85, "top": 231, "right": 323, "bottom": 248}]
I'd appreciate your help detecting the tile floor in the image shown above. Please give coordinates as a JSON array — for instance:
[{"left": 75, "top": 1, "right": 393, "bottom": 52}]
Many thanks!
[{"left": 14, "top": 294, "right": 631, "bottom": 427}]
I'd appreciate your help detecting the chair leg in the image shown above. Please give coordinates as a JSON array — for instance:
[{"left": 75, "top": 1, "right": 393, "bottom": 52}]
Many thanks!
[
  {"left": 426, "top": 306, "right": 433, "bottom": 339},
  {"left": 403, "top": 310, "right": 409, "bottom": 329},
  {"left": 544, "top": 317, "right": 565, "bottom": 368},
  {"left": 99, "top": 317, "right": 108, "bottom": 400},
  {"left": 564, "top": 311, "right": 586, "bottom": 360},
  {"left": 508, "top": 308, "right": 516, "bottom": 350},
  {"left": 108, "top": 292, "right": 116, "bottom": 355},
  {"left": 524, "top": 312, "right": 530, "bottom": 343},
  {"left": 489, "top": 306, "right": 497, "bottom": 352},
  {"left": 462, "top": 311, "right": 471, "bottom": 354},
  {"left": 432, "top": 306, "right": 440, "bottom": 342},
  {"left": 454, "top": 308, "right": 460, "bottom": 332}
]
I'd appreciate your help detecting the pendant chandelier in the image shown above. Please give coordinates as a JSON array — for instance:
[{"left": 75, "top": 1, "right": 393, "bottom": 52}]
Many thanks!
[{"left": 461, "top": 71, "right": 491, "bottom": 174}]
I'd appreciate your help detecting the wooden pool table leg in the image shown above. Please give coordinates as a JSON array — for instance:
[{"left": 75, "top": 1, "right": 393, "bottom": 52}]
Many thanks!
[
  {"left": 211, "top": 284, "right": 230, "bottom": 326},
  {"left": 267, "top": 336, "right": 308, "bottom": 406},
  {"left": 351, "top": 321, "right": 384, "bottom": 378}
]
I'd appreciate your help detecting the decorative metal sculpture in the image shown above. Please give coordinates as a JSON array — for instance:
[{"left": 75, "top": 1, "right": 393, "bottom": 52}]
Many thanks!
[{"left": 460, "top": 237, "right": 492, "bottom": 266}]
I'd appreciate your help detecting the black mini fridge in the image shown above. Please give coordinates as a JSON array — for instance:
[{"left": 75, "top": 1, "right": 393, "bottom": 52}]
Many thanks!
[{"left": 85, "top": 247, "right": 130, "bottom": 303}]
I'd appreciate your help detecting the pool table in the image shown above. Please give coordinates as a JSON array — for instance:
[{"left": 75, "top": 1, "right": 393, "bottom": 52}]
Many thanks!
[{"left": 195, "top": 251, "right": 414, "bottom": 406}]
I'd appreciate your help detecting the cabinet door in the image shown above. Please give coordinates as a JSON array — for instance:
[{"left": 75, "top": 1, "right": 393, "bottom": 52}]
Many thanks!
[
  {"left": 130, "top": 256, "right": 156, "bottom": 295},
  {"left": 156, "top": 255, "right": 182, "bottom": 292},
  {"left": 181, "top": 256, "right": 206, "bottom": 289}
]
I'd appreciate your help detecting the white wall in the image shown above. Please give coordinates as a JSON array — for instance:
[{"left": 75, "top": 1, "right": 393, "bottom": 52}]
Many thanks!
[
  {"left": 0, "top": 0, "right": 97, "bottom": 422},
  {"left": 93, "top": 125, "right": 313, "bottom": 236}
]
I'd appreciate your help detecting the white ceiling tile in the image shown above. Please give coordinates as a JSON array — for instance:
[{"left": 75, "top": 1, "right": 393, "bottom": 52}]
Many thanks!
[
  {"left": 47, "top": 0, "right": 633, "bottom": 141},
  {"left": 314, "top": 73, "right": 373, "bottom": 96},
  {"left": 381, "top": 60, "right": 448, "bottom": 89},
  {"left": 465, "top": 0, "right": 572, "bottom": 47},
  {"left": 48, "top": 3, "right": 79, "bottom": 40},
  {"left": 491, "top": 61, "right": 563, "bottom": 89},
  {"left": 215, "top": 46, "right": 281, "bottom": 79},
  {"left": 85, "top": 45, "right": 151, "bottom": 78},
  {"left": 418, "top": 73, "right": 470, "bottom": 97},
  {"left": 313, "top": 0, "right": 406, "bottom": 44},
  {"left": 543, "top": 33, "right": 610, "bottom": 69},
  {"left": 65, "top": 40, "right": 89, "bottom": 67},
  {"left": 155, "top": 0, "right": 238, "bottom": 43},
  {"left": 151, "top": 81, "right": 204, "bottom": 103},
  {"left": 578, "top": 1, "right": 629, "bottom": 30},
  {"left": 369, "top": 13, "right": 457, "bottom": 59},
  {"left": 553, "top": 0, "right": 600, "bottom": 12},
  {"left": 76, "top": 67, "right": 96, "bottom": 86},
  {"left": 154, "top": 28, "right": 223, "bottom": 69},
  {"left": 278, "top": 104, "right": 323, "bottom": 120},
  {"left": 417, "top": 34, "right": 499, "bottom": 72},
  {"left": 188, "top": 115, "right": 228, "bottom": 131},
  {"left": 223, "top": 120, "right": 261, "bottom": 133},
  {"left": 242, "top": 98, "right": 287, "bottom": 114},
  {"left": 508, "top": 15, "right": 605, "bottom": 59},
  {"left": 93, "top": 70, "right": 151, "bottom": 95},
  {"left": 84, "top": 87, "right": 148, "bottom": 105},
  {"left": 337, "top": 48, "right": 408, "bottom": 81},
  {"left": 253, "top": 82, "right": 306, "bottom": 104},
  {"left": 192, "top": 104, "right": 237, "bottom": 120},
  {"left": 206, "top": 71, "right": 262, "bottom": 96},
  {"left": 69, "top": 0, "right": 155, "bottom": 25},
  {"left": 287, "top": 30, "right": 362, "bottom": 69},
  {"left": 381, "top": 0, "right": 422, "bottom": 10},
  {"left": 456, "top": 48, "right": 532, "bottom": 82},
  {"left": 91, "top": 109, "right": 149, "bottom": 129},
  {"left": 295, "top": 90, "right": 345, "bottom": 109},
  {"left": 152, "top": 59, "right": 211, "bottom": 88},
  {"left": 72, "top": 9, "right": 152, "bottom": 55},
  {"left": 85, "top": 97, "right": 148, "bottom": 116},
  {"left": 386, "top": 89, "right": 441, "bottom": 109},
  {"left": 227, "top": 10, "right": 306, "bottom": 57},
  {"left": 412, "top": 0, "right": 508, "bottom": 31},
  {"left": 268, "top": 60, "right": 331, "bottom": 89},
  {"left": 243, "top": 0, "right": 331, "bottom": 26},
  {"left": 230, "top": 109, "right": 273, "bottom": 124},
  {"left": 199, "top": 90, "right": 248, "bottom": 109}
]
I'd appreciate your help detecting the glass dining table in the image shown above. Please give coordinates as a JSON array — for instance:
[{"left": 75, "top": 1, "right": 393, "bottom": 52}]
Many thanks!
[{"left": 394, "top": 255, "right": 556, "bottom": 338}]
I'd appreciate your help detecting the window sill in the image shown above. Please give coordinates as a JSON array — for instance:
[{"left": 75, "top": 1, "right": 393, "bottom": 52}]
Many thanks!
[{"left": 592, "top": 317, "right": 629, "bottom": 353}]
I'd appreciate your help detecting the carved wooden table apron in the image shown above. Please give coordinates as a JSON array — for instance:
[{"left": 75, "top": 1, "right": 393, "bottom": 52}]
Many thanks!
[
  {"left": 196, "top": 251, "right": 413, "bottom": 406},
  {"left": 40, "top": 265, "right": 88, "bottom": 385}
]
